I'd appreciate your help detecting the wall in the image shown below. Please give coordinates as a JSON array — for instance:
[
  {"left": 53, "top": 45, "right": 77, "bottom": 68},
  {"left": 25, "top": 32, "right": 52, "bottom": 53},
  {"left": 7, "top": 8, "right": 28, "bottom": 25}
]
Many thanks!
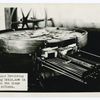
[
  {"left": 0, "top": 7, "right": 5, "bottom": 30},
  {"left": 0, "top": 4, "right": 100, "bottom": 30}
]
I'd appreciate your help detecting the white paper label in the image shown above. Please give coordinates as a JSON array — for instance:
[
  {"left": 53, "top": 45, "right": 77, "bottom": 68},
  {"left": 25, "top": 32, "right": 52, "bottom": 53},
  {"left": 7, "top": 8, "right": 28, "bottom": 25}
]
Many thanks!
[{"left": 0, "top": 73, "right": 28, "bottom": 91}]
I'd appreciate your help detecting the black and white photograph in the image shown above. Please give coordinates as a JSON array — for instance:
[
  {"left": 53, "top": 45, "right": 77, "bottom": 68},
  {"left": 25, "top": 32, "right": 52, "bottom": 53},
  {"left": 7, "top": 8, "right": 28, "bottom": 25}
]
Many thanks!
[{"left": 0, "top": 3, "right": 100, "bottom": 92}]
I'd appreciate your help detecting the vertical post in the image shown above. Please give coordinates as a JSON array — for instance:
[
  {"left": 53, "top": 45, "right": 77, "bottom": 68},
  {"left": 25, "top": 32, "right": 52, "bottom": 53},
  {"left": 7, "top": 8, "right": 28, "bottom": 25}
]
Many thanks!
[
  {"left": 5, "top": 8, "right": 11, "bottom": 29},
  {"left": 44, "top": 9, "right": 47, "bottom": 28},
  {"left": 4, "top": 7, "right": 18, "bottom": 30}
]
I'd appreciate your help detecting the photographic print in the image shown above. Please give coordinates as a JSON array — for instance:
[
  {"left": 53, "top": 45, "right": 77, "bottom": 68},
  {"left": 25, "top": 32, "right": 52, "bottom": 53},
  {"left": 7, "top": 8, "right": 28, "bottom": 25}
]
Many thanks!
[{"left": 0, "top": 4, "right": 100, "bottom": 92}]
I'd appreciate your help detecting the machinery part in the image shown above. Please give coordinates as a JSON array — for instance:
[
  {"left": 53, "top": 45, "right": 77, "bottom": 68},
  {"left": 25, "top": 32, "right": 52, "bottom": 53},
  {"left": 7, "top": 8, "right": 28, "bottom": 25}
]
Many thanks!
[
  {"left": 63, "top": 55, "right": 94, "bottom": 69},
  {"left": 31, "top": 9, "right": 55, "bottom": 28},
  {"left": 37, "top": 57, "right": 85, "bottom": 84},
  {"left": 21, "top": 9, "right": 31, "bottom": 29},
  {"left": 49, "top": 18, "right": 55, "bottom": 27},
  {"left": 0, "top": 28, "right": 87, "bottom": 54},
  {"left": 80, "top": 50, "right": 100, "bottom": 63},
  {"left": 38, "top": 47, "right": 99, "bottom": 84},
  {"left": 45, "top": 58, "right": 86, "bottom": 78},
  {"left": 12, "top": 9, "right": 32, "bottom": 29},
  {"left": 37, "top": 56, "right": 99, "bottom": 84},
  {"left": 45, "top": 27, "right": 88, "bottom": 48},
  {"left": 41, "top": 47, "right": 58, "bottom": 58},
  {"left": 0, "top": 37, "right": 44, "bottom": 54},
  {"left": 58, "top": 43, "right": 78, "bottom": 56},
  {"left": 69, "top": 50, "right": 100, "bottom": 69}
]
